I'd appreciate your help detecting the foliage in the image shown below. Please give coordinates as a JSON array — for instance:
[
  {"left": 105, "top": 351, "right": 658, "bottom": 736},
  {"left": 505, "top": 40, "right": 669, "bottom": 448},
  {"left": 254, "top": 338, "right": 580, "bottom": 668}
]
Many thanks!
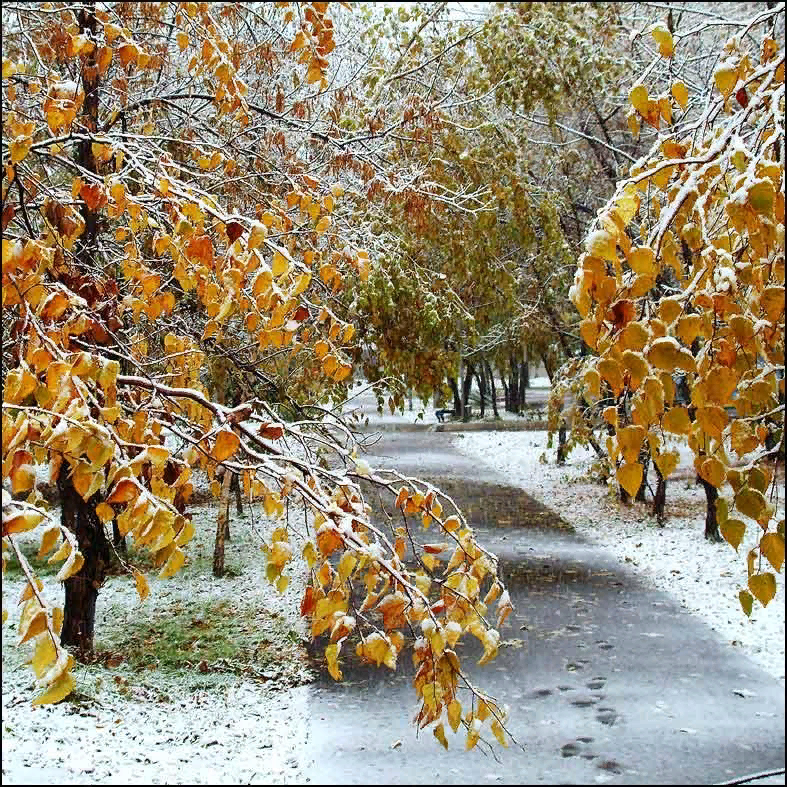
[
  {"left": 563, "top": 6, "right": 785, "bottom": 610},
  {"left": 1, "top": 0, "right": 514, "bottom": 748}
]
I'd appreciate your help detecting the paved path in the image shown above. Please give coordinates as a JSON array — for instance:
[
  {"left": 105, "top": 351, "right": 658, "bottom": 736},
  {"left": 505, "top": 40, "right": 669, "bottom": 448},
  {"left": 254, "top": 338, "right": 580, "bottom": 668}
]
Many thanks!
[{"left": 300, "top": 431, "right": 785, "bottom": 785}]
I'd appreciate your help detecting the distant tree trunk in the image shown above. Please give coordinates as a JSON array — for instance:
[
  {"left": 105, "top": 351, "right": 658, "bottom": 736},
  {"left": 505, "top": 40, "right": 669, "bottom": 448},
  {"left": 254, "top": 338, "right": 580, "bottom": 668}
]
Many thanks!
[
  {"left": 518, "top": 360, "right": 527, "bottom": 409},
  {"left": 699, "top": 476, "right": 723, "bottom": 542},
  {"left": 652, "top": 462, "right": 666, "bottom": 525},
  {"left": 213, "top": 470, "right": 233, "bottom": 577},
  {"left": 231, "top": 472, "right": 242, "bottom": 519},
  {"left": 485, "top": 360, "right": 499, "bottom": 418},
  {"left": 475, "top": 365, "right": 486, "bottom": 418},
  {"left": 461, "top": 360, "right": 475, "bottom": 421},
  {"left": 500, "top": 371, "right": 510, "bottom": 412},
  {"left": 448, "top": 376, "right": 462, "bottom": 416},
  {"left": 635, "top": 442, "right": 650, "bottom": 502},
  {"left": 58, "top": 474, "right": 110, "bottom": 660},
  {"left": 509, "top": 354, "right": 520, "bottom": 413}
]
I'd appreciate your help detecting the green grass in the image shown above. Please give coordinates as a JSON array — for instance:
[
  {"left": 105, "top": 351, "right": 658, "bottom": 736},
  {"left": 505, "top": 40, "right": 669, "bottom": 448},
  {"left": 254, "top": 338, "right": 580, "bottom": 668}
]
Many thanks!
[{"left": 95, "top": 599, "right": 303, "bottom": 679}]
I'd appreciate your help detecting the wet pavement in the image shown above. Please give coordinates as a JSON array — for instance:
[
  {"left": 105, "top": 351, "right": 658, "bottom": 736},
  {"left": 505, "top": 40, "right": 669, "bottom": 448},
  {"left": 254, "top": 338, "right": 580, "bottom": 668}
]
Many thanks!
[{"left": 300, "top": 431, "right": 785, "bottom": 785}]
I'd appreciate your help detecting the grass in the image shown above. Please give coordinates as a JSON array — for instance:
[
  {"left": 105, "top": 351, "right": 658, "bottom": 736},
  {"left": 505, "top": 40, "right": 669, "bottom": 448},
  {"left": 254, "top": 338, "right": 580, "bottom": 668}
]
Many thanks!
[{"left": 94, "top": 598, "right": 307, "bottom": 681}]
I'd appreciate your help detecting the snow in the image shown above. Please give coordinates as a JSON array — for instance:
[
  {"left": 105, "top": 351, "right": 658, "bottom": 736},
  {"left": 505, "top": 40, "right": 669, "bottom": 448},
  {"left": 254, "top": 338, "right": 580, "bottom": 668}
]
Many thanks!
[
  {"left": 3, "top": 411, "right": 784, "bottom": 784},
  {"left": 2, "top": 496, "right": 313, "bottom": 785},
  {"left": 452, "top": 429, "right": 785, "bottom": 684}
]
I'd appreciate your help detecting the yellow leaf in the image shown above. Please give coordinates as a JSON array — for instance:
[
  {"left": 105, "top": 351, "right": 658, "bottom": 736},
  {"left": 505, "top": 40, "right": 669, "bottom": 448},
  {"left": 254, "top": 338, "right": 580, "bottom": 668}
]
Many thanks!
[
  {"left": 760, "top": 533, "right": 784, "bottom": 573},
  {"left": 55, "top": 549, "right": 84, "bottom": 582},
  {"left": 276, "top": 575, "right": 289, "bottom": 593},
  {"left": 434, "top": 723, "right": 449, "bottom": 750},
  {"left": 653, "top": 449, "right": 679, "bottom": 479},
  {"left": 714, "top": 64, "right": 737, "bottom": 99},
  {"left": 272, "top": 250, "right": 289, "bottom": 277},
  {"left": 32, "top": 636, "right": 57, "bottom": 678},
  {"left": 176, "top": 31, "right": 189, "bottom": 51},
  {"left": 627, "top": 246, "right": 656, "bottom": 276},
  {"left": 133, "top": 570, "right": 150, "bottom": 602},
  {"left": 698, "top": 457, "right": 726, "bottom": 489},
  {"left": 158, "top": 547, "right": 185, "bottom": 579},
  {"left": 671, "top": 81, "right": 688, "bottom": 110},
  {"left": 748, "top": 572, "right": 776, "bottom": 607},
  {"left": 736, "top": 487, "right": 766, "bottom": 522},
  {"left": 19, "top": 608, "right": 48, "bottom": 644},
  {"left": 315, "top": 216, "right": 331, "bottom": 234},
  {"left": 696, "top": 406, "right": 728, "bottom": 442},
  {"left": 617, "top": 425, "right": 645, "bottom": 464},
  {"left": 491, "top": 719, "right": 508, "bottom": 748},
  {"left": 720, "top": 518, "right": 746, "bottom": 552},
  {"left": 213, "top": 429, "right": 240, "bottom": 461},
  {"left": 586, "top": 229, "right": 617, "bottom": 262},
  {"left": 630, "top": 84, "right": 649, "bottom": 114},
  {"left": 447, "top": 699, "right": 462, "bottom": 733},
  {"left": 651, "top": 25, "right": 674, "bottom": 57},
  {"left": 617, "top": 462, "right": 643, "bottom": 498},
  {"left": 47, "top": 540, "right": 71, "bottom": 565},
  {"left": 32, "top": 671, "right": 75, "bottom": 706},
  {"left": 325, "top": 642, "right": 342, "bottom": 680},
  {"left": 37, "top": 526, "right": 61, "bottom": 559}
]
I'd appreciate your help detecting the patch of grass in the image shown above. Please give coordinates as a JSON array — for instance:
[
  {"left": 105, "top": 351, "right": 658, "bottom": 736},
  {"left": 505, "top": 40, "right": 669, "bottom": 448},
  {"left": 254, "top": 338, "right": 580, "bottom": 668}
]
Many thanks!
[
  {"left": 2, "top": 541, "right": 63, "bottom": 579},
  {"left": 96, "top": 599, "right": 303, "bottom": 679}
]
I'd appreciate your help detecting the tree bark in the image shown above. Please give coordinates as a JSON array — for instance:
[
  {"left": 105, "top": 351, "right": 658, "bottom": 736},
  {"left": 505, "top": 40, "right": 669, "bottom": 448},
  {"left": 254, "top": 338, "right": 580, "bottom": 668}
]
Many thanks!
[
  {"left": 58, "top": 474, "right": 110, "bottom": 660},
  {"left": 518, "top": 360, "right": 527, "bottom": 409},
  {"left": 232, "top": 472, "right": 242, "bottom": 517},
  {"left": 699, "top": 476, "right": 723, "bottom": 542},
  {"left": 448, "top": 376, "right": 461, "bottom": 416},
  {"left": 213, "top": 470, "right": 233, "bottom": 577},
  {"left": 475, "top": 364, "right": 486, "bottom": 418},
  {"left": 461, "top": 360, "right": 474, "bottom": 421},
  {"left": 485, "top": 360, "right": 499, "bottom": 418},
  {"left": 652, "top": 462, "right": 666, "bottom": 525}
]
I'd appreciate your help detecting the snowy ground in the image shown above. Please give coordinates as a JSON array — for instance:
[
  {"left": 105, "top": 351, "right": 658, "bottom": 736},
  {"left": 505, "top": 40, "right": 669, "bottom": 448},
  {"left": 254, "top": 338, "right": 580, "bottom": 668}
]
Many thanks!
[
  {"left": 452, "top": 429, "right": 786, "bottom": 684},
  {"left": 3, "top": 393, "right": 784, "bottom": 784},
  {"left": 2, "top": 496, "right": 314, "bottom": 785}
]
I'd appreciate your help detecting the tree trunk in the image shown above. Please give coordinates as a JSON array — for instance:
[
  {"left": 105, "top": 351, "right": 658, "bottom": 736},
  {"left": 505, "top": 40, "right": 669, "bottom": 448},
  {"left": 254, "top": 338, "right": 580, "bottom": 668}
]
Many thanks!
[
  {"left": 557, "top": 413, "right": 568, "bottom": 465},
  {"left": 485, "top": 360, "right": 499, "bottom": 418},
  {"left": 518, "top": 360, "right": 527, "bottom": 409},
  {"left": 509, "top": 355, "right": 519, "bottom": 413},
  {"left": 461, "top": 360, "right": 474, "bottom": 421},
  {"left": 475, "top": 364, "right": 486, "bottom": 418},
  {"left": 231, "top": 471, "right": 242, "bottom": 519},
  {"left": 500, "top": 370, "right": 510, "bottom": 412},
  {"left": 448, "top": 376, "right": 461, "bottom": 416},
  {"left": 699, "top": 476, "right": 723, "bottom": 542},
  {"left": 213, "top": 470, "right": 233, "bottom": 577},
  {"left": 652, "top": 462, "right": 666, "bottom": 525},
  {"left": 58, "top": 474, "right": 110, "bottom": 660}
]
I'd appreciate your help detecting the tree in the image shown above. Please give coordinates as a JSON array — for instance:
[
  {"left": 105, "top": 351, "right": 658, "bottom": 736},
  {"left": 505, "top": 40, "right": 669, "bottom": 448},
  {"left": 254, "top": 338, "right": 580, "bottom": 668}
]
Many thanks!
[
  {"left": 2, "top": 1, "right": 514, "bottom": 748},
  {"left": 566, "top": 5, "right": 785, "bottom": 611}
]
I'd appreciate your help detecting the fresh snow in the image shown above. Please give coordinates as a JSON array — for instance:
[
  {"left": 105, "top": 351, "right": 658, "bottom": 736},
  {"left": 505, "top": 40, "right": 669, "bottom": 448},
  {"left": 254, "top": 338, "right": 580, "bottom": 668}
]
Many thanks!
[{"left": 452, "top": 429, "right": 785, "bottom": 684}]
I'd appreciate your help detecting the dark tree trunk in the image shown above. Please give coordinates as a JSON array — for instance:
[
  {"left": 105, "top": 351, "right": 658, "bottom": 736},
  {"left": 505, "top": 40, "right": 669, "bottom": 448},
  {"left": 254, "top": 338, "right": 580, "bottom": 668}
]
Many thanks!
[
  {"left": 518, "top": 361, "right": 527, "bottom": 409},
  {"left": 557, "top": 415, "right": 568, "bottom": 465},
  {"left": 509, "top": 355, "right": 520, "bottom": 414},
  {"left": 485, "top": 360, "right": 499, "bottom": 418},
  {"left": 475, "top": 365, "right": 486, "bottom": 418},
  {"left": 59, "top": 5, "right": 107, "bottom": 662},
  {"left": 58, "top": 474, "right": 110, "bottom": 660},
  {"left": 500, "top": 372, "right": 510, "bottom": 412},
  {"left": 231, "top": 471, "right": 242, "bottom": 521},
  {"left": 699, "top": 476, "right": 723, "bottom": 542},
  {"left": 461, "top": 361, "right": 474, "bottom": 421},
  {"left": 448, "top": 376, "right": 461, "bottom": 416},
  {"left": 652, "top": 462, "right": 666, "bottom": 525},
  {"left": 213, "top": 469, "right": 233, "bottom": 577}
]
